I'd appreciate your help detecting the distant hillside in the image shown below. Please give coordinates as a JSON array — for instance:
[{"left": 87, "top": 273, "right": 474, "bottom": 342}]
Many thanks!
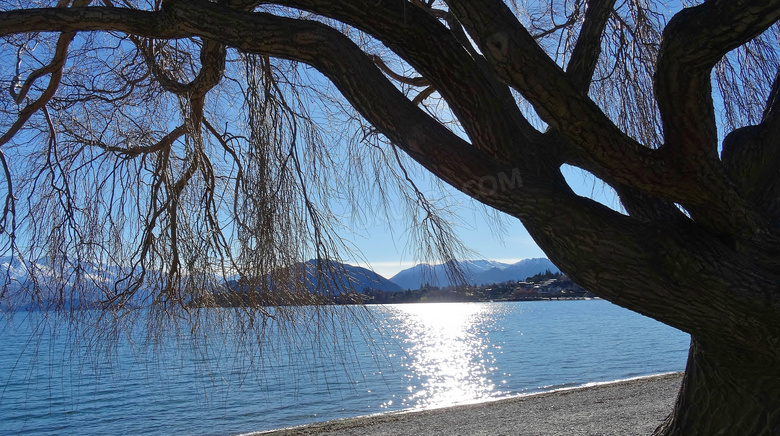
[
  {"left": 1, "top": 256, "right": 403, "bottom": 310},
  {"left": 389, "top": 258, "right": 559, "bottom": 290},
  {"left": 0, "top": 256, "right": 144, "bottom": 310},
  {"left": 225, "top": 259, "right": 402, "bottom": 296},
  {"left": 298, "top": 259, "right": 403, "bottom": 294}
]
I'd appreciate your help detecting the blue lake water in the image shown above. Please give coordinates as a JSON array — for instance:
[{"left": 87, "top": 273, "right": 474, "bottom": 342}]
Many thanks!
[{"left": 0, "top": 300, "right": 690, "bottom": 435}]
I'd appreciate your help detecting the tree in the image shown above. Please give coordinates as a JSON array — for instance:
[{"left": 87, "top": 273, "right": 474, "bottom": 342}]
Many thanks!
[{"left": 1, "top": 0, "right": 779, "bottom": 434}]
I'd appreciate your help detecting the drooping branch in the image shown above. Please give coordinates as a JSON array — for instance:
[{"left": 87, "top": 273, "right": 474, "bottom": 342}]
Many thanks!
[
  {"left": 0, "top": 149, "right": 16, "bottom": 239},
  {"left": 162, "top": 4, "right": 780, "bottom": 340},
  {"left": 0, "top": 1, "right": 538, "bottom": 166},
  {"left": 588, "top": 2, "right": 665, "bottom": 151},
  {"left": 7, "top": 0, "right": 92, "bottom": 101},
  {"left": 10, "top": 40, "right": 69, "bottom": 105},
  {"left": 139, "top": 1, "right": 511, "bottom": 191},
  {"left": 0, "top": 1, "right": 768, "bottom": 231},
  {"left": 71, "top": 125, "right": 186, "bottom": 157},
  {"left": 134, "top": 37, "right": 226, "bottom": 97},
  {"left": 0, "top": 2, "right": 93, "bottom": 248},
  {"left": 0, "top": 26, "right": 77, "bottom": 147}
]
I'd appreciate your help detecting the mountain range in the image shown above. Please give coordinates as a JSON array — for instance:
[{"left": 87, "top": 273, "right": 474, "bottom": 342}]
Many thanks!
[
  {"left": 256, "top": 257, "right": 559, "bottom": 293},
  {"left": 229, "top": 259, "right": 403, "bottom": 294},
  {"left": 388, "top": 258, "right": 559, "bottom": 290},
  {"left": 0, "top": 257, "right": 559, "bottom": 308},
  {"left": 0, "top": 255, "right": 140, "bottom": 310}
]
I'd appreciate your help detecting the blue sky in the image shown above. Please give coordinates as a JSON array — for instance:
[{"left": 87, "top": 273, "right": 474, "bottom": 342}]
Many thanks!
[{"left": 343, "top": 164, "right": 620, "bottom": 278}]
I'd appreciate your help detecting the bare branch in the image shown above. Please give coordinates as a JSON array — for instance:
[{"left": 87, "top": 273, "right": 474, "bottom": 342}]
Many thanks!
[
  {"left": 651, "top": 0, "right": 780, "bottom": 236},
  {"left": 73, "top": 125, "right": 186, "bottom": 157},
  {"left": 133, "top": 37, "right": 226, "bottom": 97},
  {"left": 721, "top": 67, "right": 780, "bottom": 222},
  {"left": 762, "top": 67, "right": 780, "bottom": 125},
  {"left": 447, "top": 0, "right": 780, "bottom": 241},
  {"left": 411, "top": 85, "right": 436, "bottom": 105},
  {"left": 2, "top": 2, "right": 780, "bottom": 389},
  {"left": 369, "top": 54, "right": 430, "bottom": 87},
  {"left": 0, "top": 149, "right": 16, "bottom": 239},
  {"left": 1, "top": 26, "right": 78, "bottom": 147},
  {"left": 533, "top": 14, "right": 578, "bottom": 40}
]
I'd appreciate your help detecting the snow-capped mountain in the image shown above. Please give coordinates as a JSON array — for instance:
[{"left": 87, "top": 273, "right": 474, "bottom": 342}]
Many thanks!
[
  {"left": 1, "top": 256, "right": 557, "bottom": 308},
  {"left": 389, "top": 258, "right": 559, "bottom": 290},
  {"left": 0, "top": 255, "right": 135, "bottom": 310}
]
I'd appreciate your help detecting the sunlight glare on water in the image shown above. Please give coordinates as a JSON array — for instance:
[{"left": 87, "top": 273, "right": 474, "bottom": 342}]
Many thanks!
[
  {"left": 1, "top": 301, "right": 690, "bottom": 435},
  {"left": 380, "top": 303, "right": 505, "bottom": 409}
]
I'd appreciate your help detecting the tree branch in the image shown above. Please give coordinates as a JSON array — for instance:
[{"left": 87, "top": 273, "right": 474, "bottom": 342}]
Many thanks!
[
  {"left": 0, "top": 1, "right": 537, "bottom": 168},
  {"left": 614, "top": 183, "right": 686, "bottom": 223},
  {"left": 260, "top": 0, "right": 542, "bottom": 165},
  {"left": 368, "top": 54, "right": 430, "bottom": 87},
  {"left": 567, "top": 0, "right": 617, "bottom": 94},
  {"left": 179, "top": 4, "right": 780, "bottom": 338},
  {"left": 762, "top": 67, "right": 780, "bottom": 127},
  {"left": 652, "top": 0, "right": 780, "bottom": 237},
  {"left": 722, "top": 68, "right": 780, "bottom": 223},
  {"left": 132, "top": 37, "right": 220, "bottom": 96},
  {"left": 444, "top": 0, "right": 667, "bottom": 190},
  {"left": 73, "top": 125, "right": 186, "bottom": 157},
  {"left": 447, "top": 0, "right": 780, "bottom": 243},
  {"left": 656, "top": 0, "right": 780, "bottom": 162},
  {"left": 0, "top": 6, "right": 177, "bottom": 38},
  {"left": 0, "top": 149, "right": 16, "bottom": 238},
  {"left": 0, "top": 2, "right": 93, "bottom": 148}
]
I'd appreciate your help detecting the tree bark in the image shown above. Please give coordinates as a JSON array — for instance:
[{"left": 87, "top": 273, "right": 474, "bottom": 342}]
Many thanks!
[{"left": 654, "top": 338, "right": 780, "bottom": 436}]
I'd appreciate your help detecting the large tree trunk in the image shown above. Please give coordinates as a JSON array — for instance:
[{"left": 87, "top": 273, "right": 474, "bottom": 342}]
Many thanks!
[{"left": 654, "top": 338, "right": 780, "bottom": 436}]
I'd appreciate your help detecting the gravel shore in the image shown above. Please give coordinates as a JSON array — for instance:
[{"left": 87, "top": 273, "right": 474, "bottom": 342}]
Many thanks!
[{"left": 252, "top": 372, "right": 683, "bottom": 436}]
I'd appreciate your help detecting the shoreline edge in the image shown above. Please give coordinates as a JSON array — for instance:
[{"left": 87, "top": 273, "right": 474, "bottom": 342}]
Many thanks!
[{"left": 247, "top": 372, "right": 683, "bottom": 436}]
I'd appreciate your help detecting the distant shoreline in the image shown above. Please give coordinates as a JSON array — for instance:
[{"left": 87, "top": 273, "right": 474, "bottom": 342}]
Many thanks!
[
  {"left": 364, "top": 296, "right": 602, "bottom": 304},
  {"left": 250, "top": 372, "right": 683, "bottom": 436},
  {"left": 200, "top": 271, "right": 595, "bottom": 307}
]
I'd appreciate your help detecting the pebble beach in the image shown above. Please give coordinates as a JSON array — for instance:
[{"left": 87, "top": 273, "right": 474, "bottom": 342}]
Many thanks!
[{"left": 252, "top": 372, "right": 683, "bottom": 436}]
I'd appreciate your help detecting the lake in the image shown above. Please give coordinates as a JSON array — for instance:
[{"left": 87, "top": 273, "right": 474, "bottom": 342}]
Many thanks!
[{"left": 0, "top": 300, "right": 690, "bottom": 435}]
